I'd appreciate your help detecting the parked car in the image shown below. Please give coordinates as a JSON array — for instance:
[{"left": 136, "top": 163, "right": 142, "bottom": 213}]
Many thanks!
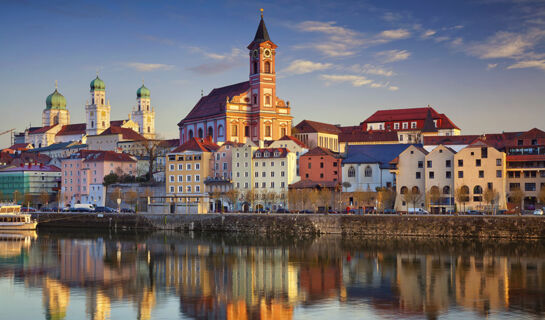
[
  {"left": 276, "top": 208, "right": 289, "bottom": 213},
  {"left": 533, "top": 209, "right": 544, "bottom": 215},
  {"left": 95, "top": 206, "right": 117, "bottom": 213},
  {"left": 120, "top": 207, "right": 135, "bottom": 213},
  {"left": 465, "top": 210, "right": 483, "bottom": 215},
  {"left": 407, "top": 208, "right": 429, "bottom": 214},
  {"left": 21, "top": 207, "right": 37, "bottom": 212},
  {"left": 383, "top": 209, "right": 396, "bottom": 214},
  {"left": 71, "top": 203, "right": 95, "bottom": 212}
]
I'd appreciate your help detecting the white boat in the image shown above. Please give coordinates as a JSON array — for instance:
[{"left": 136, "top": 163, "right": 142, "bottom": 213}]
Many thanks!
[{"left": 0, "top": 204, "right": 37, "bottom": 230}]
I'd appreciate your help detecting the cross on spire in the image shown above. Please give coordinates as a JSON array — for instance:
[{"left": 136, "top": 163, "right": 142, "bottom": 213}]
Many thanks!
[{"left": 55, "top": 80, "right": 58, "bottom": 89}]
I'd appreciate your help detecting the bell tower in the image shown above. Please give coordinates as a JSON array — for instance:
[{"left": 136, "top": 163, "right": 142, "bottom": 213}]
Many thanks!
[
  {"left": 132, "top": 82, "right": 156, "bottom": 139},
  {"left": 85, "top": 75, "right": 111, "bottom": 136}
]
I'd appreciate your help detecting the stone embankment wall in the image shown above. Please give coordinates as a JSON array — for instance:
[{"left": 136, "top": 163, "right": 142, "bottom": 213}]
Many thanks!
[{"left": 32, "top": 213, "right": 545, "bottom": 239}]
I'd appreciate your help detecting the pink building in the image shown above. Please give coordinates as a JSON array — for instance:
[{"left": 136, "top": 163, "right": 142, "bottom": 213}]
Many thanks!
[{"left": 61, "top": 150, "right": 136, "bottom": 207}]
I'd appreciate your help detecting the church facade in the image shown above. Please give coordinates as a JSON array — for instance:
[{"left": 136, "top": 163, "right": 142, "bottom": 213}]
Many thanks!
[
  {"left": 22, "top": 76, "right": 156, "bottom": 148},
  {"left": 178, "top": 13, "right": 292, "bottom": 145}
]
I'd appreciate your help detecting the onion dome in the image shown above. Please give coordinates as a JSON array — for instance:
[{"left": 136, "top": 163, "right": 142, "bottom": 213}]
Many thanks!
[
  {"left": 45, "top": 89, "right": 67, "bottom": 110},
  {"left": 137, "top": 84, "right": 150, "bottom": 98},
  {"left": 90, "top": 76, "right": 105, "bottom": 91}
]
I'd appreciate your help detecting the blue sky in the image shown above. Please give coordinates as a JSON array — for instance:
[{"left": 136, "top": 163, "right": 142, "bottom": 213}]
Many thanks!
[{"left": 1, "top": 0, "right": 545, "bottom": 147}]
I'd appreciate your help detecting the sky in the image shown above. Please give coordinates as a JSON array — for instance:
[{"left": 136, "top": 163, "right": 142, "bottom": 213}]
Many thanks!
[{"left": 1, "top": 0, "right": 545, "bottom": 147}]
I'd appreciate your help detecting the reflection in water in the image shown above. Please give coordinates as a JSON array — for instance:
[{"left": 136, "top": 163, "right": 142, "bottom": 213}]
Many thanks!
[{"left": 0, "top": 231, "right": 544, "bottom": 319}]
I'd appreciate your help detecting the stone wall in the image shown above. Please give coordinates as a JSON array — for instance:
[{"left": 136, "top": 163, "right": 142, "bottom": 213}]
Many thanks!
[{"left": 32, "top": 213, "right": 545, "bottom": 239}]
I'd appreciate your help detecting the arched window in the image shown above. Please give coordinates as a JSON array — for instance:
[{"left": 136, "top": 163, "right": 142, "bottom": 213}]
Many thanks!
[
  {"left": 443, "top": 186, "right": 450, "bottom": 195},
  {"left": 411, "top": 186, "right": 420, "bottom": 194},
  {"left": 188, "top": 129, "right": 194, "bottom": 139},
  {"left": 218, "top": 125, "right": 224, "bottom": 137},
  {"left": 473, "top": 185, "right": 483, "bottom": 194},
  {"left": 264, "top": 61, "right": 271, "bottom": 73},
  {"left": 208, "top": 127, "right": 213, "bottom": 139},
  {"left": 92, "top": 98, "right": 94, "bottom": 104},
  {"left": 348, "top": 166, "right": 355, "bottom": 177},
  {"left": 147, "top": 126, "right": 150, "bottom": 133},
  {"left": 198, "top": 128, "right": 203, "bottom": 138},
  {"left": 253, "top": 95, "right": 257, "bottom": 105},
  {"left": 102, "top": 121, "right": 105, "bottom": 127},
  {"left": 147, "top": 106, "right": 149, "bottom": 111},
  {"left": 101, "top": 98, "right": 104, "bottom": 104},
  {"left": 473, "top": 185, "right": 483, "bottom": 202},
  {"left": 253, "top": 62, "right": 258, "bottom": 74},
  {"left": 364, "top": 165, "right": 372, "bottom": 177},
  {"left": 400, "top": 186, "right": 408, "bottom": 194}
]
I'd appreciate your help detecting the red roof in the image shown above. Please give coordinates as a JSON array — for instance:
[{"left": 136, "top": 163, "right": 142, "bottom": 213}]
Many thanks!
[
  {"left": 56, "top": 123, "right": 86, "bottom": 136},
  {"left": 294, "top": 120, "right": 341, "bottom": 134},
  {"left": 278, "top": 135, "right": 307, "bottom": 148},
  {"left": 339, "top": 130, "right": 398, "bottom": 143},
  {"left": 254, "top": 148, "right": 289, "bottom": 158},
  {"left": 507, "top": 154, "right": 545, "bottom": 162},
  {"left": 99, "top": 126, "right": 145, "bottom": 141},
  {"left": 28, "top": 125, "right": 56, "bottom": 134},
  {"left": 178, "top": 81, "right": 250, "bottom": 125},
  {"left": 0, "top": 164, "right": 60, "bottom": 172},
  {"left": 302, "top": 146, "right": 340, "bottom": 158},
  {"left": 10, "top": 153, "right": 51, "bottom": 166},
  {"left": 76, "top": 150, "right": 136, "bottom": 163},
  {"left": 171, "top": 137, "right": 220, "bottom": 153},
  {"left": 110, "top": 120, "right": 127, "bottom": 127},
  {"left": 363, "top": 107, "right": 460, "bottom": 130},
  {"left": 6, "top": 143, "right": 32, "bottom": 151}
]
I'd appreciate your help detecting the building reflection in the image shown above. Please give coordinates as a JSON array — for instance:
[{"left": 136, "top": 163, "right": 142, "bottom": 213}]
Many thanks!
[{"left": 0, "top": 233, "right": 545, "bottom": 319}]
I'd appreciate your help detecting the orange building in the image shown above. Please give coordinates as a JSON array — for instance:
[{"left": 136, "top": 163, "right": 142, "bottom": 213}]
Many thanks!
[
  {"left": 178, "top": 12, "right": 292, "bottom": 145},
  {"left": 299, "top": 147, "right": 342, "bottom": 184}
]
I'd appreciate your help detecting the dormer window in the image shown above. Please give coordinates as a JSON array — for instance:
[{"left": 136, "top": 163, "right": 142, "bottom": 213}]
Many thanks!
[
  {"left": 264, "top": 151, "right": 270, "bottom": 157},
  {"left": 274, "top": 152, "right": 279, "bottom": 157},
  {"left": 255, "top": 152, "right": 261, "bottom": 158}
]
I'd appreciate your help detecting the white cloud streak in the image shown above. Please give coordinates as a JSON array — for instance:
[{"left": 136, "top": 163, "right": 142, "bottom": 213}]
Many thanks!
[
  {"left": 283, "top": 60, "right": 333, "bottom": 75},
  {"left": 125, "top": 62, "right": 174, "bottom": 71},
  {"left": 319, "top": 74, "right": 398, "bottom": 91},
  {"left": 507, "top": 59, "right": 545, "bottom": 71},
  {"left": 376, "top": 49, "right": 411, "bottom": 63},
  {"left": 377, "top": 29, "right": 411, "bottom": 40}
]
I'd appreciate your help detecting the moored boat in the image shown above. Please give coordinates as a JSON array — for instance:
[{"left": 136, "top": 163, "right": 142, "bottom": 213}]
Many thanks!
[{"left": 0, "top": 204, "right": 37, "bottom": 230}]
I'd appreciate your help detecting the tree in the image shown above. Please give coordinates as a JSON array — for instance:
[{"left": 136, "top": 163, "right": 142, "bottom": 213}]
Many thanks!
[
  {"left": 403, "top": 188, "right": 423, "bottom": 213},
  {"left": 225, "top": 189, "right": 239, "bottom": 212},
  {"left": 125, "top": 190, "right": 139, "bottom": 211},
  {"left": 39, "top": 190, "right": 50, "bottom": 208},
  {"left": 483, "top": 188, "right": 500, "bottom": 215},
  {"left": 264, "top": 191, "right": 278, "bottom": 212},
  {"left": 103, "top": 173, "right": 119, "bottom": 186},
  {"left": 243, "top": 188, "right": 256, "bottom": 212},
  {"left": 209, "top": 189, "right": 222, "bottom": 213},
  {"left": 318, "top": 188, "right": 332, "bottom": 212},
  {"left": 427, "top": 187, "right": 441, "bottom": 213},
  {"left": 455, "top": 186, "right": 470, "bottom": 213},
  {"left": 137, "top": 138, "right": 168, "bottom": 182},
  {"left": 23, "top": 193, "right": 33, "bottom": 208},
  {"left": 376, "top": 188, "right": 395, "bottom": 213},
  {"left": 109, "top": 187, "right": 122, "bottom": 210},
  {"left": 305, "top": 189, "right": 319, "bottom": 212},
  {"left": 538, "top": 187, "right": 545, "bottom": 207},
  {"left": 13, "top": 190, "right": 20, "bottom": 204},
  {"left": 509, "top": 188, "right": 524, "bottom": 215},
  {"left": 288, "top": 189, "right": 301, "bottom": 212}
]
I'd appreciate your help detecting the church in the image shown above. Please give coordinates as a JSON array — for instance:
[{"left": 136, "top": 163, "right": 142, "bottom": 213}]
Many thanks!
[
  {"left": 178, "top": 11, "right": 292, "bottom": 144},
  {"left": 21, "top": 76, "right": 156, "bottom": 148}
]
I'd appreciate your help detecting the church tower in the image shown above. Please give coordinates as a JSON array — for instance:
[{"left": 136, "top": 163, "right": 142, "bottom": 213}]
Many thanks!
[
  {"left": 248, "top": 9, "right": 277, "bottom": 116},
  {"left": 42, "top": 81, "right": 70, "bottom": 127},
  {"left": 131, "top": 83, "right": 155, "bottom": 139},
  {"left": 85, "top": 75, "right": 111, "bottom": 135}
]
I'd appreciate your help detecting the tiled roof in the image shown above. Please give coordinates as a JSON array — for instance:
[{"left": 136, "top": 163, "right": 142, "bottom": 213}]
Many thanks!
[
  {"left": 294, "top": 120, "right": 341, "bottom": 134},
  {"left": 7, "top": 143, "right": 32, "bottom": 150},
  {"left": 28, "top": 141, "right": 72, "bottom": 152},
  {"left": 302, "top": 147, "right": 340, "bottom": 158},
  {"left": 363, "top": 107, "right": 459, "bottom": 130},
  {"left": 289, "top": 180, "right": 340, "bottom": 189},
  {"left": 254, "top": 148, "right": 289, "bottom": 158},
  {"left": 423, "top": 135, "right": 480, "bottom": 146},
  {"left": 516, "top": 128, "right": 545, "bottom": 140},
  {"left": 507, "top": 154, "right": 545, "bottom": 162},
  {"left": 0, "top": 164, "right": 60, "bottom": 172},
  {"left": 278, "top": 135, "right": 307, "bottom": 148},
  {"left": 99, "top": 126, "right": 146, "bottom": 141},
  {"left": 56, "top": 123, "right": 86, "bottom": 136},
  {"left": 421, "top": 109, "right": 438, "bottom": 133},
  {"left": 76, "top": 150, "right": 136, "bottom": 163},
  {"left": 252, "top": 16, "right": 271, "bottom": 44},
  {"left": 10, "top": 153, "right": 51, "bottom": 166},
  {"left": 339, "top": 130, "right": 399, "bottom": 143},
  {"left": 178, "top": 81, "right": 250, "bottom": 125},
  {"left": 344, "top": 144, "right": 416, "bottom": 168},
  {"left": 171, "top": 137, "right": 220, "bottom": 153},
  {"left": 28, "top": 125, "right": 56, "bottom": 134}
]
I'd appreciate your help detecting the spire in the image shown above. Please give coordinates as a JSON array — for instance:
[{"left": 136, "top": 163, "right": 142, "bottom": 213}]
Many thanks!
[
  {"left": 252, "top": 9, "right": 271, "bottom": 43},
  {"left": 55, "top": 80, "right": 58, "bottom": 89},
  {"left": 421, "top": 108, "right": 438, "bottom": 133}
]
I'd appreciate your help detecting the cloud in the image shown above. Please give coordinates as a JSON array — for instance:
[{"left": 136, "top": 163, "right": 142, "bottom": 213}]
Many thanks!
[
  {"left": 294, "top": 21, "right": 364, "bottom": 57},
  {"left": 451, "top": 37, "right": 464, "bottom": 47},
  {"left": 469, "top": 31, "right": 535, "bottom": 59},
  {"left": 125, "top": 62, "right": 174, "bottom": 72},
  {"left": 187, "top": 47, "right": 246, "bottom": 75},
  {"left": 376, "top": 49, "right": 411, "bottom": 63},
  {"left": 377, "top": 29, "right": 411, "bottom": 40},
  {"left": 487, "top": 63, "right": 499, "bottom": 70},
  {"left": 507, "top": 59, "right": 545, "bottom": 71},
  {"left": 349, "top": 64, "right": 395, "bottom": 77},
  {"left": 421, "top": 29, "right": 437, "bottom": 39},
  {"left": 319, "top": 74, "right": 398, "bottom": 91},
  {"left": 283, "top": 60, "right": 333, "bottom": 75}
]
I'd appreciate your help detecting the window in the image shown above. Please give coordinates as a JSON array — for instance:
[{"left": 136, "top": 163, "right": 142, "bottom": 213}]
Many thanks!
[
  {"left": 281, "top": 182, "right": 285, "bottom": 188},
  {"left": 308, "top": 163, "right": 311, "bottom": 169},
  {"left": 265, "top": 125, "right": 271, "bottom": 137},
  {"left": 178, "top": 175, "right": 183, "bottom": 182},
  {"left": 169, "top": 175, "right": 174, "bottom": 182},
  {"left": 476, "top": 159, "right": 481, "bottom": 167},
  {"left": 281, "top": 171, "right": 285, "bottom": 177},
  {"left": 265, "top": 95, "right": 271, "bottom": 105},
  {"left": 271, "top": 171, "right": 275, "bottom": 177},
  {"left": 446, "top": 171, "right": 452, "bottom": 179},
  {"left": 443, "top": 186, "right": 450, "bottom": 195},
  {"left": 178, "top": 186, "right": 183, "bottom": 193},
  {"left": 187, "top": 185, "right": 192, "bottom": 192},
  {"left": 169, "top": 164, "right": 175, "bottom": 171},
  {"left": 253, "top": 94, "right": 257, "bottom": 104},
  {"left": 416, "top": 172, "right": 421, "bottom": 179},
  {"left": 411, "top": 122, "right": 417, "bottom": 129},
  {"left": 187, "top": 164, "right": 192, "bottom": 170},
  {"left": 364, "top": 166, "right": 372, "bottom": 177},
  {"left": 525, "top": 183, "right": 536, "bottom": 191},
  {"left": 496, "top": 159, "right": 502, "bottom": 166},
  {"left": 244, "top": 126, "right": 250, "bottom": 137},
  {"left": 195, "top": 163, "right": 200, "bottom": 170},
  {"left": 232, "top": 125, "right": 238, "bottom": 136},
  {"left": 262, "top": 172, "right": 266, "bottom": 177},
  {"left": 458, "top": 159, "right": 463, "bottom": 167},
  {"left": 186, "top": 175, "right": 192, "bottom": 182},
  {"left": 429, "top": 171, "right": 434, "bottom": 179},
  {"left": 348, "top": 166, "right": 355, "bottom": 177},
  {"left": 479, "top": 170, "right": 484, "bottom": 178},
  {"left": 264, "top": 61, "right": 271, "bottom": 73},
  {"left": 169, "top": 186, "right": 174, "bottom": 193},
  {"left": 195, "top": 185, "right": 200, "bottom": 192},
  {"left": 510, "top": 183, "right": 520, "bottom": 191},
  {"left": 195, "top": 175, "right": 200, "bottom": 182},
  {"left": 270, "top": 182, "right": 275, "bottom": 188},
  {"left": 253, "top": 62, "right": 258, "bottom": 74},
  {"left": 481, "top": 147, "right": 488, "bottom": 158},
  {"left": 427, "top": 160, "right": 432, "bottom": 168},
  {"left": 394, "top": 123, "right": 399, "bottom": 129},
  {"left": 255, "top": 172, "right": 258, "bottom": 177},
  {"left": 218, "top": 125, "right": 224, "bottom": 137},
  {"left": 446, "top": 160, "right": 451, "bottom": 168},
  {"left": 262, "top": 182, "right": 266, "bottom": 188},
  {"left": 178, "top": 164, "right": 183, "bottom": 170},
  {"left": 402, "top": 122, "right": 408, "bottom": 129},
  {"left": 418, "top": 161, "right": 423, "bottom": 169},
  {"left": 496, "top": 170, "right": 502, "bottom": 178},
  {"left": 458, "top": 171, "right": 463, "bottom": 178}
]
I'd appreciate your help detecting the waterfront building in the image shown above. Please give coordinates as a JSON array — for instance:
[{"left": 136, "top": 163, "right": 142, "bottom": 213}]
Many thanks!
[
  {"left": 293, "top": 120, "right": 341, "bottom": 152},
  {"left": 0, "top": 163, "right": 61, "bottom": 202},
  {"left": 86, "top": 126, "right": 146, "bottom": 151},
  {"left": 60, "top": 150, "right": 137, "bottom": 207},
  {"left": 338, "top": 130, "right": 399, "bottom": 153},
  {"left": 424, "top": 145, "right": 456, "bottom": 213},
  {"left": 342, "top": 144, "right": 408, "bottom": 193},
  {"left": 391, "top": 145, "right": 428, "bottom": 211},
  {"left": 231, "top": 141, "right": 259, "bottom": 191},
  {"left": 131, "top": 84, "right": 156, "bottom": 139},
  {"left": 178, "top": 13, "right": 292, "bottom": 144},
  {"left": 299, "top": 147, "right": 341, "bottom": 184},
  {"left": 268, "top": 135, "right": 308, "bottom": 177},
  {"left": 453, "top": 140, "right": 507, "bottom": 211},
  {"left": 27, "top": 141, "right": 87, "bottom": 159},
  {"left": 165, "top": 138, "right": 219, "bottom": 210}
]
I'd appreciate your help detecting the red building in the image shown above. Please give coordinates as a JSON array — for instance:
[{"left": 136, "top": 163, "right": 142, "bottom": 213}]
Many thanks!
[{"left": 294, "top": 147, "right": 342, "bottom": 189}]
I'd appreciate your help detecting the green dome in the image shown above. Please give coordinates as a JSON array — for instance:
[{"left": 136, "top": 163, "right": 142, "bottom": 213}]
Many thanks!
[
  {"left": 90, "top": 76, "right": 105, "bottom": 91},
  {"left": 45, "top": 89, "right": 67, "bottom": 110},
  {"left": 137, "top": 84, "right": 150, "bottom": 98}
]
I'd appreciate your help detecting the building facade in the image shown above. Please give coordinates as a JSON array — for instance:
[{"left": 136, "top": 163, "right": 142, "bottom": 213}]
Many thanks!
[
  {"left": 424, "top": 145, "right": 456, "bottom": 213},
  {"left": 392, "top": 145, "right": 428, "bottom": 211},
  {"left": 131, "top": 84, "right": 156, "bottom": 139},
  {"left": 293, "top": 120, "right": 341, "bottom": 152},
  {"left": 232, "top": 141, "right": 258, "bottom": 191},
  {"left": 0, "top": 163, "right": 61, "bottom": 202},
  {"left": 299, "top": 147, "right": 341, "bottom": 184}
]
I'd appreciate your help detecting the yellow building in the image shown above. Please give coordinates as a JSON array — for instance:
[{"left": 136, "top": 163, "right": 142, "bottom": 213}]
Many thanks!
[
  {"left": 424, "top": 145, "right": 456, "bottom": 213},
  {"left": 392, "top": 145, "right": 428, "bottom": 211}
]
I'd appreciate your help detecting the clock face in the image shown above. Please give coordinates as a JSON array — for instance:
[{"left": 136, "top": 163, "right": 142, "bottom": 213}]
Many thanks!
[
  {"left": 252, "top": 50, "right": 259, "bottom": 59},
  {"left": 263, "top": 49, "right": 271, "bottom": 58}
]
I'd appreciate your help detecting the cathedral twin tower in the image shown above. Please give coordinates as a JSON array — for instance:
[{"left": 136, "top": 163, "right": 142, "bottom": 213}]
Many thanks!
[{"left": 42, "top": 76, "right": 156, "bottom": 139}]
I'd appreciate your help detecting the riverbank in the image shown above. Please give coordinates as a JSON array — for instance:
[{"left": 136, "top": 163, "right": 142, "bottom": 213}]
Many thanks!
[{"left": 31, "top": 212, "right": 545, "bottom": 239}]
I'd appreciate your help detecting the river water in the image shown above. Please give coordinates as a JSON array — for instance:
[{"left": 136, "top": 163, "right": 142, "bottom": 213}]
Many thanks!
[{"left": 0, "top": 230, "right": 544, "bottom": 320}]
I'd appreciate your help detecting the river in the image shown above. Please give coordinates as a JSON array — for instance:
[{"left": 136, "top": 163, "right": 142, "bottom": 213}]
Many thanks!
[{"left": 0, "top": 230, "right": 544, "bottom": 319}]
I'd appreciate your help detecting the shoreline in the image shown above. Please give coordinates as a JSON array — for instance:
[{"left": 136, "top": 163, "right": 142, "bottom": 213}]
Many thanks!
[{"left": 31, "top": 212, "right": 545, "bottom": 239}]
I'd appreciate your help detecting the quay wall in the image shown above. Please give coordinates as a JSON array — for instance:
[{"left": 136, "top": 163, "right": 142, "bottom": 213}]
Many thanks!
[{"left": 32, "top": 213, "right": 545, "bottom": 239}]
